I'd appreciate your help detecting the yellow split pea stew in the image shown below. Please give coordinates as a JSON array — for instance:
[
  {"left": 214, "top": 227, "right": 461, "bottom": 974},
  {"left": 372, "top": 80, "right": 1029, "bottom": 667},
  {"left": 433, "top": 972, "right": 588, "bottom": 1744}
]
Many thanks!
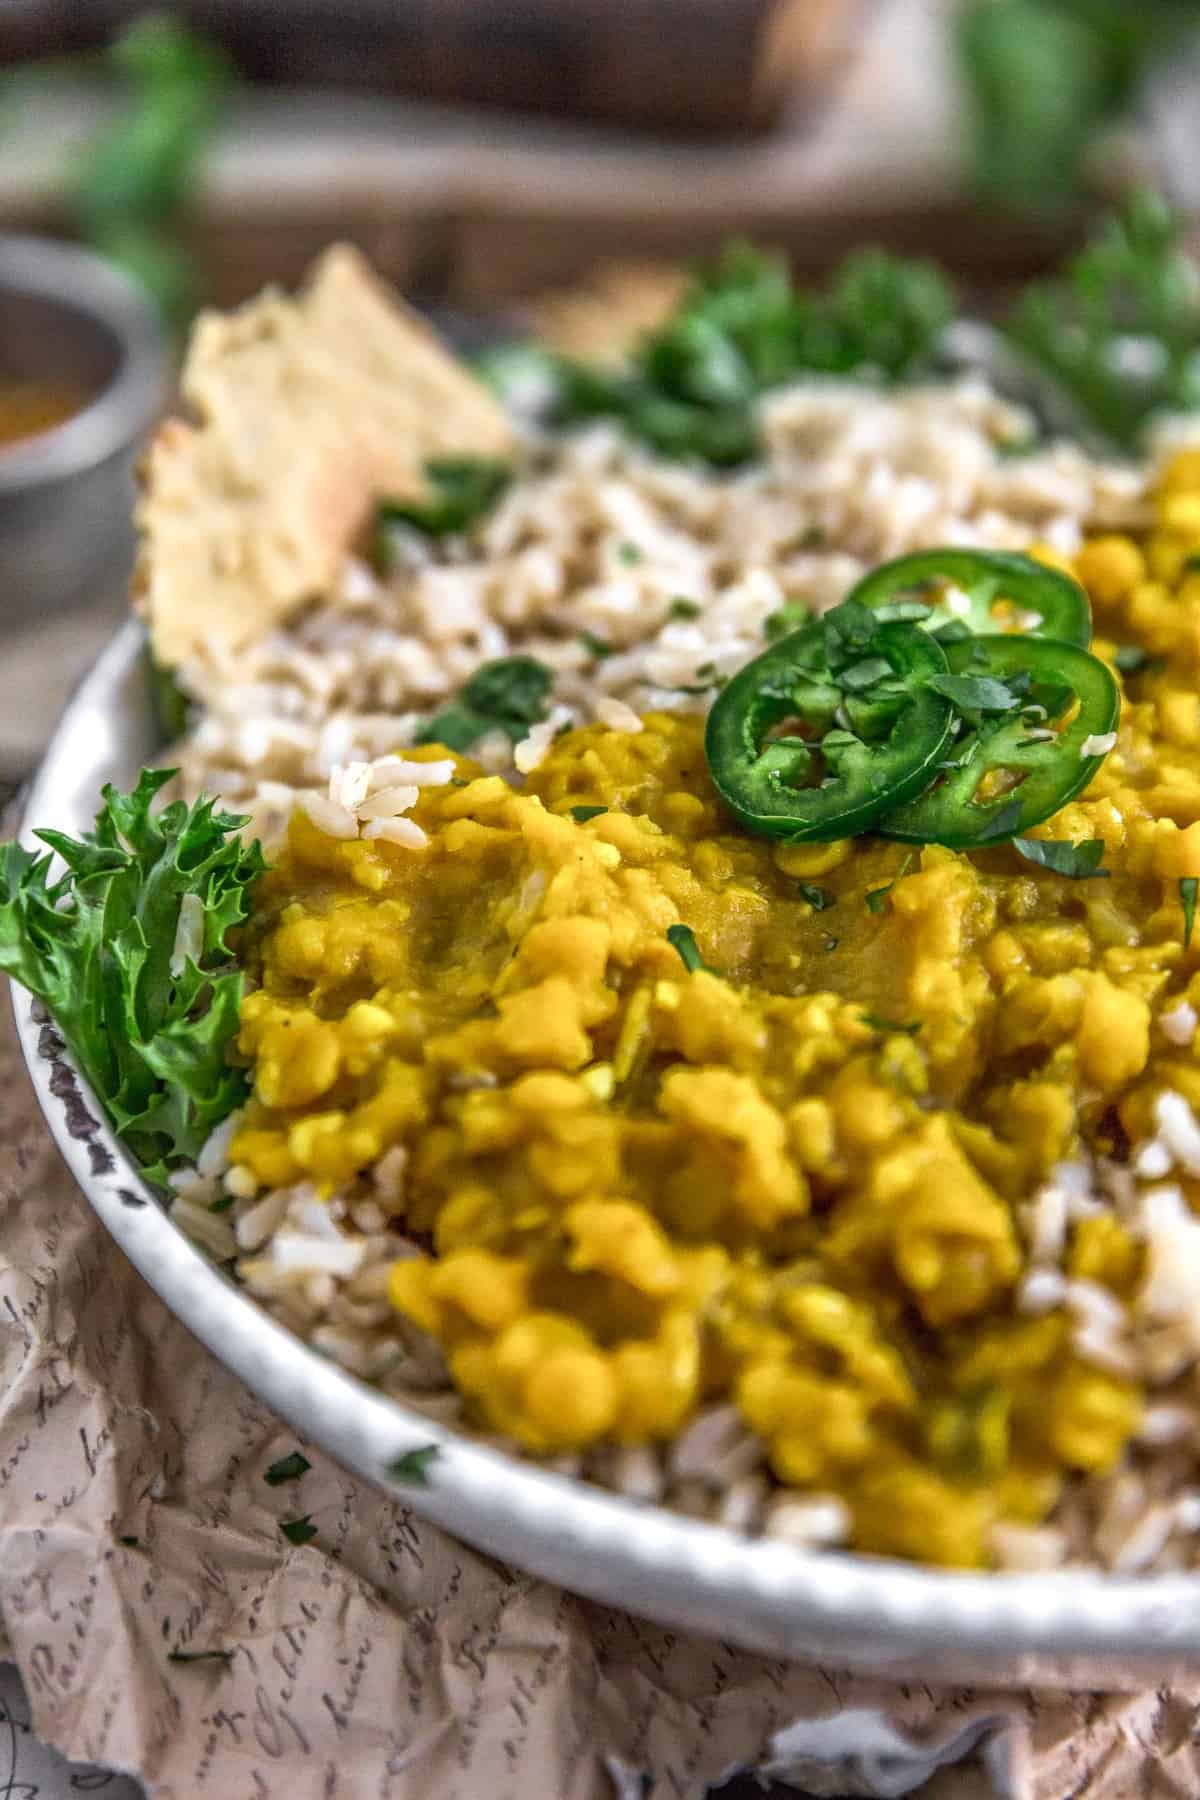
[{"left": 230, "top": 452, "right": 1200, "bottom": 1566}]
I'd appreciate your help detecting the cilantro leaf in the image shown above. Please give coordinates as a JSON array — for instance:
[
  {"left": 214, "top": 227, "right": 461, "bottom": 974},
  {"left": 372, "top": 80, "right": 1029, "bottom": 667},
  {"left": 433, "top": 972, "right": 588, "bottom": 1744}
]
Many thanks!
[
  {"left": 264, "top": 1451, "right": 311, "bottom": 1487},
  {"left": 377, "top": 457, "right": 510, "bottom": 544},
  {"left": 666, "top": 924, "right": 716, "bottom": 975},
  {"left": 860, "top": 1012, "right": 922, "bottom": 1036},
  {"left": 388, "top": 1444, "right": 441, "bottom": 1486},
  {"left": 489, "top": 241, "right": 954, "bottom": 465},
  {"left": 415, "top": 656, "right": 553, "bottom": 751},
  {"left": 765, "top": 603, "right": 813, "bottom": 643},
  {"left": 579, "top": 632, "right": 614, "bottom": 660},
  {"left": 864, "top": 852, "right": 914, "bottom": 914},
  {"left": 1012, "top": 836, "right": 1110, "bottom": 878},
  {"left": 798, "top": 884, "right": 833, "bottom": 911},
  {"left": 669, "top": 598, "right": 701, "bottom": 621},
  {"left": 928, "top": 673, "right": 1021, "bottom": 715},
  {"left": 279, "top": 1516, "right": 318, "bottom": 1546},
  {"left": 1181, "top": 877, "right": 1198, "bottom": 949},
  {"left": 0, "top": 772, "right": 264, "bottom": 1189},
  {"left": 1006, "top": 191, "right": 1200, "bottom": 449},
  {"left": 569, "top": 805, "right": 608, "bottom": 823}
]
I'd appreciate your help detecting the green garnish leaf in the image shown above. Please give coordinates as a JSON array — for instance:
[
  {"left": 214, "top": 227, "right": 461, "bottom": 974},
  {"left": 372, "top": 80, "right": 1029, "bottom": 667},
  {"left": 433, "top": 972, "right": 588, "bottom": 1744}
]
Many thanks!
[
  {"left": 505, "top": 242, "right": 953, "bottom": 465},
  {"left": 72, "top": 16, "right": 232, "bottom": 326},
  {"left": 168, "top": 1648, "right": 232, "bottom": 1664},
  {"left": 388, "top": 1444, "right": 441, "bottom": 1487},
  {"left": 146, "top": 649, "right": 194, "bottom": 742},
  {"left": 208, "top": 1193, "right": 235, "bottom": 1213},
  {"left": 618, "top": 542, "right": 643, "bottom": 565},
  {"left": 264, "top": 1451, "right": 312, "bottom": 1487},
  {"left": 579, "top": 632, "right": 614, "bottom": 659},
  {"left": 666, "top": 923, "right": 715, "bottom": 976},
  {"left": 1181, "top": 877, "right": 1198, "bottom": 949},
  {"left": 860, "top": 1011, "right": 922, "bottom": 1036},
  {"left": 765, "top": 603, "right": 813, "bottom": 642},
  {"left": 0, "top": 772, "right": 265, "bottom": 1189},
  {"left": 415, "top": 656, "right": 553, "bottom": 751},
  {"left": 570, "top": 805, "right": 608, "bottom": 823},
  {"left": 1005, "top": 191, "right": 1200, "bottom": 449},
  {"left": 377, "top": 457, "right": 510, "bottom": 542},
  {"left": 928, "top": 672, "right": 1021, "bottom": 715},
  {"left": 864, "top": 851, "right": 915, "bottom": 914},
  {"left": 668, "top": 598, "right": 702, "bottom": 621},
  {"left": 279, "top": 1516, "right": 318, "bottom": 1546},
  {"left": 1012, "top": 836, "right": 1110, "bottom": 878},
  {"left": 839, "top": 656, "right": 893, "bottom": 692},
  {"left": 798, "top": 884, "right": 833, "bottom": 911},
  {"left": 975, "top": 798, "right": 1026, "bottom": 844}
]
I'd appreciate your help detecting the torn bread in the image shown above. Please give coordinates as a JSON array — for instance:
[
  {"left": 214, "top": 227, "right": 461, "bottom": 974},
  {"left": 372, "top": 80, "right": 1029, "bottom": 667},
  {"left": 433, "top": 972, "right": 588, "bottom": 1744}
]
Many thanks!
[{"left": 135, "top": 246, "right": 514, "bottom": 668}]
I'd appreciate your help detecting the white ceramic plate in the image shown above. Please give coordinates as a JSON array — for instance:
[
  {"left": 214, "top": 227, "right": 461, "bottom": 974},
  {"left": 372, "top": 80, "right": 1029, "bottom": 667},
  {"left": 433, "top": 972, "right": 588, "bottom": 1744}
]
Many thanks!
[{"left": 14, "top": 619, "right": 1200, "bottom": 1685}]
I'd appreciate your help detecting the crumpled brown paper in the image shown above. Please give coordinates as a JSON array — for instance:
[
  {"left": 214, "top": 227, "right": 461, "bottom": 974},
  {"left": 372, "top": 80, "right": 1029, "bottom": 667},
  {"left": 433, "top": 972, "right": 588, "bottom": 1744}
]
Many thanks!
[{"left": 1, "top": 1004, "right": 1198, "bottom": 1800}]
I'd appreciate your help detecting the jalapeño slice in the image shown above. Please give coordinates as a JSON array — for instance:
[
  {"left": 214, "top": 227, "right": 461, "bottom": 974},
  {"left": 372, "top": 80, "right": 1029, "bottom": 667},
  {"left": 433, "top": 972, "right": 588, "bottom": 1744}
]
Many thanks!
[
  {"left": 704, "top": 611, "right": 955, "bottom": 841},
  {"left": 849, "top": 549, "right": 1092, "bottom": 648},
  {"left": 879, "top": 634, "right": 1118, "bottom": 847}
]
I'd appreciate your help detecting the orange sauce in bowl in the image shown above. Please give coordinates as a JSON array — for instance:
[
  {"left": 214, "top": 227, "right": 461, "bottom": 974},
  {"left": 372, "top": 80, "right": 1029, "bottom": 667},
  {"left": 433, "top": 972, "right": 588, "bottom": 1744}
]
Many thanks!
[{"left": 0, "top": 383, "right": 85, "bottom": 451}]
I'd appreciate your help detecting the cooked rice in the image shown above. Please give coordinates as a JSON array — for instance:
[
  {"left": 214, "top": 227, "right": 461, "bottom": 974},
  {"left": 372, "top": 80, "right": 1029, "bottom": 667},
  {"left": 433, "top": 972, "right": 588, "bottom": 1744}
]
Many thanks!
[{"left": 163, "top": 372, "right": 1200, "bottom": 1573}]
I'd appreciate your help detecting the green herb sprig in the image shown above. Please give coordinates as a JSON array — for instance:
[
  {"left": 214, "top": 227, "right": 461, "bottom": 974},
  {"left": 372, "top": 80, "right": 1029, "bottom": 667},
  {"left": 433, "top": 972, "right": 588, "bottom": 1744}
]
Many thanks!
[
  {"left": 483, "top": 242, "right": 954, "bottom": 466},
  {"left": 415, "top": 657, "right": 553, "bottom": 753},
  {"left": 1012, "top": 836, "right": 1110, "bottom": 878},
  {"left": 376, "top": 458, "right": 511, "bottom": 559},
  {"left": 1181, "top": 877, "right": 1198, "bottom": 948},
  {"left": 666, "top": 924, "right": 716, "bottom": 976},
  {"left": 1006, "top": 191, "right": 1200, "bottom": 449},
  {"left": 388, "top": 1445, "right": 440, "bottom": 1486},
  {"left": 264, "top": 1451, "right": 312, "bottom": 1487},
  {"left": 0, "top": 771, "right": 264, "bottom": 1189}
]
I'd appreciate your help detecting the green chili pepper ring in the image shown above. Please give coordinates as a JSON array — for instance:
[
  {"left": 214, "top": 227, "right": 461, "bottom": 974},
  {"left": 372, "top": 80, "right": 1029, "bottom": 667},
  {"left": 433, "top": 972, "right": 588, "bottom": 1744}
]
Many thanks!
[
  {"left": 879, "top": 634, "right": 1119, "bottom": 847},
  {"left": 848, "top": 549, "right": 1093, "bottom": 648},
  {"left": 705, "top": 619, "right": 955, "bottom": 840}
]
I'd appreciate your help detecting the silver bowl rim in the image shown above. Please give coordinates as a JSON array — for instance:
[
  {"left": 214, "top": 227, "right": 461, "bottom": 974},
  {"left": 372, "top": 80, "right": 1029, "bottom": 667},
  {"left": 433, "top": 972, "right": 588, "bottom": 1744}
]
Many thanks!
[
  {"left": 14, "top": 616, "right": 1200, "bottom": 1673},
  {"left": 0, "top": 235, "right": 167, "bottom": 494}
]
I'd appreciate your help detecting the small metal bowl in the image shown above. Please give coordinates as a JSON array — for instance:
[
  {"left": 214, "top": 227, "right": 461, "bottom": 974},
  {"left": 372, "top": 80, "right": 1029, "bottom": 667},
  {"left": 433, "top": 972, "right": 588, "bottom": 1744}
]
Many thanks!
[{"left": 0, "top": 236, "right": 167, "bottom": 627}]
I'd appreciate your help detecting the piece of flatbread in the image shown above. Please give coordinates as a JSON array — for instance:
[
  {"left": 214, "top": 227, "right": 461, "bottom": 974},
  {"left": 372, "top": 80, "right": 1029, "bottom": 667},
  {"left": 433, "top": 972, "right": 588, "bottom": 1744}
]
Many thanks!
[{"left": 135, "top": 245, "right": 514, "bottom": 667}]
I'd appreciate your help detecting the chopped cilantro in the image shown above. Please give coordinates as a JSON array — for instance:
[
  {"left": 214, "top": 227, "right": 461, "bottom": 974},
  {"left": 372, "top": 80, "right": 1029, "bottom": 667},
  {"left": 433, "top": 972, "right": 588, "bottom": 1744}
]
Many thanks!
[
  {"left": 279, "top": 1516, "right": 318, "bottom": 1546},
  {"left": 860, "top": 1012, "right": 922, "bottom": 1036},
  {"left": 1181, "top": 877, "right": 1198, "bottom": 949},
  {"left": 839, "top": 656, "right": 893, "bottom": 692},
  {"left": 1012, "top": 836, "right": 1110, "bottom": 878},
  {"left": 666, "top": 923, "right": 715, "bottom": 975},
  {"left": 415, "top": 656, "right": 553, "bottom": 752},
  {"left": 208, "top": 1193, "right": 235, "bottom": 1213},
  {"left": 579, "top": 631, "right": 614, "bottom": 660},
  {"left": 798, "top": 884, "right": 833, "bottom": 911},
  {"left": 388, "top": 1444, "right": 441, "bottom": 1487},
  {"left": 928, "top": 672, "right": 1022, "bottom": 716},
  {"left": 376, "top": 457, "right": 510, "bottom": 544},
  {"left": 668, "top": 598, "right": 702, "bottom": 621},
  {"left": 864, "top": 852, "right": 914, "bottom": 914},
  {"left": 765, "top": 603, "right": 812, "bottom": 643},
  {"left": 617, "top": 541, "right": 643, "bottom": 565},
  {"left": 569, "top": 805, "right": 608, "bottom": 823},
  {"left": 264, "top": 1451, "right": 312, "bottom": 1487}
]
